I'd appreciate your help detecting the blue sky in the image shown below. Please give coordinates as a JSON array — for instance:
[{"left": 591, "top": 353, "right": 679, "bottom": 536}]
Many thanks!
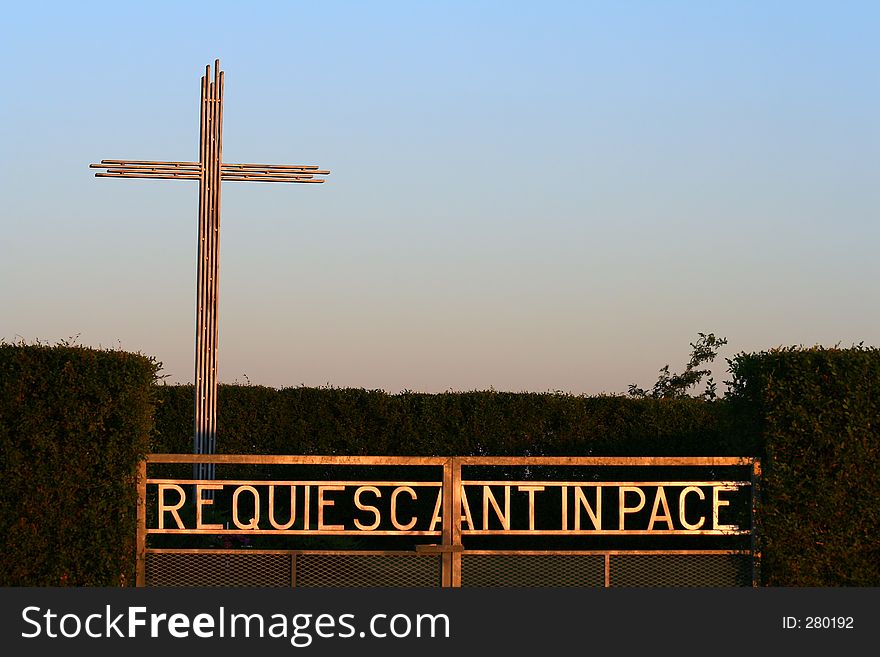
[{"left": 1, "top": 1, "right": 877, "bottom": 394}]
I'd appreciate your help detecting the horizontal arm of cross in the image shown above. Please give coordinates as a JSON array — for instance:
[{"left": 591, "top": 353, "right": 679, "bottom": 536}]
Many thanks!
[
  {"left": 90, "top": 160, "right": 329, "bottom": 183},
  {"left": 90, "top": 160, "right": 200, "bottom": 180}
]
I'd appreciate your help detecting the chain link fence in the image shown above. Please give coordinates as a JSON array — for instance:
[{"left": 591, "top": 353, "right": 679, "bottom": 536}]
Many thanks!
[{"left": 145, "top": 550, "right": 752, "bottom": 587}]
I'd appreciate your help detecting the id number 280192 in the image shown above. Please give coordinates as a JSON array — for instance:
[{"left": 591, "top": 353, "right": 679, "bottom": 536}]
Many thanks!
[{"left": 782, "top": 616, "right": 854, "bottom": 629}]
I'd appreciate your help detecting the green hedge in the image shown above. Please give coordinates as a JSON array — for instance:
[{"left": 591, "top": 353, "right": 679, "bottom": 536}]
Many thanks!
[
  {"left": 6, "top": 342, "right": 877, "bottom": 586},
  {"left": 0, "top": 344, "right": 159, "bottom": 586},
  {"left": 152, "top": 385, "right": 731, "bottom": 457},
  {"left": 727, "top": 346, "right": 880, "bottom": 586}
]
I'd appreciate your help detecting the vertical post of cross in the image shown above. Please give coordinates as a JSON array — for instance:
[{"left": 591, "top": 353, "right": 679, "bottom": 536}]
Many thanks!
[{"left": 194, "top": 61, "right": 224, "bottom": 482}]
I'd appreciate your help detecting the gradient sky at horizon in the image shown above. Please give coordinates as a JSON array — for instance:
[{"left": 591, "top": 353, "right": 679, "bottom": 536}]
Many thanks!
[{"left": 2, "top": 1, "right": 878, "bottom": 394}]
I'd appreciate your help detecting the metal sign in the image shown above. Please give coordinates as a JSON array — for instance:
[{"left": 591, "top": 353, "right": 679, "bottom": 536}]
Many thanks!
[{"left": 138, "top": 455, "right": 760, "bottom": 587}]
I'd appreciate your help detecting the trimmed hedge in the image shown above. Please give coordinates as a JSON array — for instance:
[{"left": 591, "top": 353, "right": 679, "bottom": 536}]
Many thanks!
[
  {"left": 5, "top": 342, "right": 878, "bottom": 586},
  {"left": 0, "top": 344, "right": 159, "bottom": 586},
  {"left": 727, "top": 346, "right": 880, "bottom": 586},
  {"left": 151, "top": 385, "right": 732, "bottom": 457},
  {"left": 151, "top": 348, "right": 880, "bottom": 586}
]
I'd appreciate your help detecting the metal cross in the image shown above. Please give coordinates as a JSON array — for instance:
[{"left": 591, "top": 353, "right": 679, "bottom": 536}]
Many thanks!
[{"left": 91, "top": 60, "right": 328, "bottom": 478}]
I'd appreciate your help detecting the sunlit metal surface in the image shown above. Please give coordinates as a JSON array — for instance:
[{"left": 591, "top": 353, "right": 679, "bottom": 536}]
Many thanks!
[
  {"left": 137, "top": 455, "right": 761, "bottom": 587},
  {"left": 90, "top": 62, "right": 328, "bottom": 478}
]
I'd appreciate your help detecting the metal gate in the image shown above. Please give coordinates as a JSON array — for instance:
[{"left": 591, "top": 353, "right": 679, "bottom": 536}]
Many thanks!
[{"left": 138, "top": 455, "right": 760, "bottom": 587}]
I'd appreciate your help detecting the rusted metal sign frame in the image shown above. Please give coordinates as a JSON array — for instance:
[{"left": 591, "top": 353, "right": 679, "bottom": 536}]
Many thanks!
[
  {"left": 137, "top": 455, "right": 452, "bottom": 587},
  {"left": 136, "top": 454, "right": 761, "bottom": 587},
  {"left": 447, "top": 456, "right": 759, "bottom": 587}
]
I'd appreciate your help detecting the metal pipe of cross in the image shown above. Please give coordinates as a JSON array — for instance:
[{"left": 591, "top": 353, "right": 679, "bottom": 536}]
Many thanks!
[{"left": 90, "top": 60, "right": 329, "bottom": 478}]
